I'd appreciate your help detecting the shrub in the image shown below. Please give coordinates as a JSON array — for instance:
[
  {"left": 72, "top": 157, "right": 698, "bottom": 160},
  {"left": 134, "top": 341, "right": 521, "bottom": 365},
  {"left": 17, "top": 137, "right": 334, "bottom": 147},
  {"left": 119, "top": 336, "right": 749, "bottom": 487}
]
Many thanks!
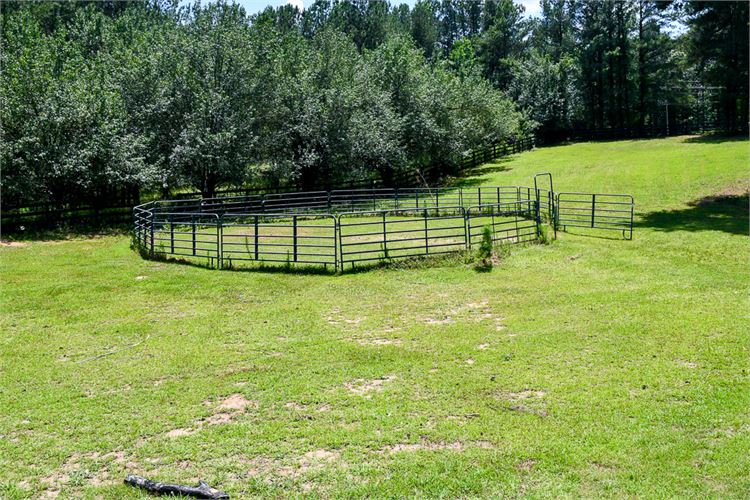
[{"left": 474, "top": 225, "right": 494, "bottom": 271}]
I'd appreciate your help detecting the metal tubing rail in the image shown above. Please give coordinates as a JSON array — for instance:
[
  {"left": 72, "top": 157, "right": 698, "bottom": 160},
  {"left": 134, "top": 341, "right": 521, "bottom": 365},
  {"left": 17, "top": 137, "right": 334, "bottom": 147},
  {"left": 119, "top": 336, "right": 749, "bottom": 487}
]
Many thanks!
[{"left": 555, "top": 192, "right": 634, "bottom": 240}]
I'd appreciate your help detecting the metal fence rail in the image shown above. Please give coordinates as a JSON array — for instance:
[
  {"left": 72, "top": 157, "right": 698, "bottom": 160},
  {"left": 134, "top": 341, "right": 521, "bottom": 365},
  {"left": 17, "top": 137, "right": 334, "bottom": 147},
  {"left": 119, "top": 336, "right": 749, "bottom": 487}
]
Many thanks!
[
  {"left": 174, "top": 186, "right": 541, "bottom": 217},
  {"left": 221, "top": 213, "right": 337, "bottom": 267},
  {"left": 133, "top": 176, "right": 635, "bottom": 271},
  {"left": 555, "top": 192, "right": 634, "bottom": 239},
  {"left": 467, "top": 201, "right": 540, "bottom": 246},
  {"left": 338, "top": 207, "right": 468, "bottom": 269},
  {"left": 151, "top": 212, "right": 221, "bottom": 266}
]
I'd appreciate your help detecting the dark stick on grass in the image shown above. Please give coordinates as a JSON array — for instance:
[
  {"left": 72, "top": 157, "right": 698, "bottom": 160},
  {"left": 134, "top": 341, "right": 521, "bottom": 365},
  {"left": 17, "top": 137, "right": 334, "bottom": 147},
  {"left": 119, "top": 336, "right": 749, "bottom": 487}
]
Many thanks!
[
  {"left": 124, "top": 475, "right": 229, "bottom": 499},
  {"left": 76, "top": 335, "right": 150, "bottom": 364}
]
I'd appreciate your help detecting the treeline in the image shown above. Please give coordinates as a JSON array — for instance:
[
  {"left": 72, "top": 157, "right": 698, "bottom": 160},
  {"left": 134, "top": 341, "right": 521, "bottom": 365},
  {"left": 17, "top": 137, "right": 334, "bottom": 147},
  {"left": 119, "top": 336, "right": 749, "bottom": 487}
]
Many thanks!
[
  {"left": 1, "top": 0, "right": 747, "bottom": 212},
  {"left": 513, "top": 0, "right": 748, "bottom": 141},
  {"left": 0, "top": 0, "right": 529, "bottom": 209},
  {"left": 247, "top": 0, "right": 747, "bottom": 140}
]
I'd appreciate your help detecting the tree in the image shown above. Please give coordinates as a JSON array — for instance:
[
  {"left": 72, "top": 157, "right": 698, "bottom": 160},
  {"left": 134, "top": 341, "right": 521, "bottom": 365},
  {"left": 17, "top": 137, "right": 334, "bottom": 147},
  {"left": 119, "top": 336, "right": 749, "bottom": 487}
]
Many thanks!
[
  {"left": 477, "top": 0, "right": 527, "bottom": 89},
  {"left": 169, "top": 2, "right": 257, "bottom": 197},
  {"left": 685, "top": 1, "right": 749, "bottom": 133},
  {"left": 410, "top": 0, "right": 439, "bottom": 59}
]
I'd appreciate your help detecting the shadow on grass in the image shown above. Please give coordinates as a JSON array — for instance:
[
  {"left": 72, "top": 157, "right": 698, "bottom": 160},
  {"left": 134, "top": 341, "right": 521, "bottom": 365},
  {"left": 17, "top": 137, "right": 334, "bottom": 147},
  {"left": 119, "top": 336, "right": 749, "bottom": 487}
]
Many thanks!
[
  {"left": 556, "top": 227, "right": 632, "bottom": 240},
  {"left": 142, "top": 251, "right": 339, "bottom": 276},
  {"left": 637, "top": 193, "right": 749, "bottom": 235},
  {"left": 449, "top": 158, "right": 514, "bottom": 188},
  {"left": 137, "top": 247, "right": 476, "bottom": 276},
  {"left": 2, "top": 224, "right": 131, "bottom": 243},
  {"left": 681, "top": 134, "right": 749, "bottom": 145}
]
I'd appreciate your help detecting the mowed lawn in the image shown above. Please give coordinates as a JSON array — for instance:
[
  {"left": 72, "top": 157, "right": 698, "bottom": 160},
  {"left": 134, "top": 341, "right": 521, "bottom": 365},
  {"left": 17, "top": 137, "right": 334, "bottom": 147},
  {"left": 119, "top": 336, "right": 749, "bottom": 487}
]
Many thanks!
[{"left": 1, "top": 135, "right": 748, "bottom": 498}]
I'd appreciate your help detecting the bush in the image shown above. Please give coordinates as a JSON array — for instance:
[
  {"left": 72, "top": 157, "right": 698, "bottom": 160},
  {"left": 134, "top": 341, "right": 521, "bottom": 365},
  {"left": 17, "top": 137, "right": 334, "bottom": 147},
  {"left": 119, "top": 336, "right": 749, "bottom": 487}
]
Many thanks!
[{"left": 474, "top": 225, "right": 494, "bottom": 271}]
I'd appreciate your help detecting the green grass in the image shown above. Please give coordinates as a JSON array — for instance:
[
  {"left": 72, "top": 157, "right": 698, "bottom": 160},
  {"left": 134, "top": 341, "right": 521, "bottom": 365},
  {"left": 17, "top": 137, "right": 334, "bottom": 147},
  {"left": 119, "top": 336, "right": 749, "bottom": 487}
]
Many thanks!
[{"left": 1, "top": 135, "right": 748, "bottom": 498}]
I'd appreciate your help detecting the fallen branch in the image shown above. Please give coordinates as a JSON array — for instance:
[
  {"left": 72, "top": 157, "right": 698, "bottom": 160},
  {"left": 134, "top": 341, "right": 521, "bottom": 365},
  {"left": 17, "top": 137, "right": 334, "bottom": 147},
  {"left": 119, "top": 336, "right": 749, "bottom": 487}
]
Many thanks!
[
  {"left": 124, "top": 475, "right": 229, "bottom": 499},
  {"left": 76, "top": 335, "right": 150, "bottom": 364}
]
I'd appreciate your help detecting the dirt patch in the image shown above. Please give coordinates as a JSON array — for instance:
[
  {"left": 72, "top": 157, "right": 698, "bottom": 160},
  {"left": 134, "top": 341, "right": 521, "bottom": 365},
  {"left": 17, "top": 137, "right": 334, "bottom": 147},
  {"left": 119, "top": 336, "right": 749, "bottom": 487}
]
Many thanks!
[
  {"left": 145, "top": 305, "right": 195, "bottom": 322},
  {"left": 357, "top": 338, "right": 402, "bottom": 346},
  {"left": 299, "top": 449, "right": 341, "bottom": 472},
  {"left": 245, "top": 456, "right": 281, "bottom": 478},
  {"left": 134, "top": 275, "right": 148, "bottom": 280},
  {"left": 0, "top": 240, "right": 27, "bottom": 248},
  {"left": 508, "top": 405, "right": 548, "bottom": 417},
  {"left": 153, "top": 375, "right": 175, "bottom": 387},
  {"left": 218, "top": 393, "right": 256, "bottom": 411},
  {"left": 478, "top": 343, "right": 490, "bottom": 350},
  {"left": 419, "top": 301, "right": 505, "bottom": 328},
  {"left": 422, "top": 317, "right": 455, "bottom": 325},
  {"left": 676, "top": 359, "right": 698, "bottom": 369},
  {"left": 39, "top": 450, "right": 134, "bottom": 492},
  {"left": 377, "top": 440, "right": 494, "bottom": 454},
  {"left": 166, "top": 428, "right": 195, "bottom": 438},
  {"left": 465, "top": 359, "right": 475, "bottom": 365},
  {"left": 243, "top": 449, "right": 342, "bottom": 480},
  {"left": 344, "top": 375, "right": 396, "bottom": 396},
  {"left": 203, "top": 413, "right": 236, "bottom": 425},
  {"left": 508, "top": 390, "right": 546, "bottom": 400},
  {"left": 167, "top": 394, "right": 258, "bottom": 438},
  {"left": 591, "top": 461, "right": 616, "bottom": 472},
  {"left": 326, "top": 308, "right": 366, "bottom": 327},
  {"left": 501, "top": 390, "right": 548, "bottom": 417},
  {"left": 446, "top": 413, "right": 481, "bottom": 423},
  {"left": 285, "top": 402, "right": 308, "bottom": 411},
  {"left": 518, "top": 458, "right": 536, "bottom": 471}
]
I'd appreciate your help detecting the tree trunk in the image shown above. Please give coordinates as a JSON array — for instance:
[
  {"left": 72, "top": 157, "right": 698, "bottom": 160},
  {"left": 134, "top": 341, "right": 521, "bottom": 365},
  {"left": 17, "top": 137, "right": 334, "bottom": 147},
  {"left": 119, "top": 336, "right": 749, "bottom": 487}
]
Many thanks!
[{"left": 638, "top": 1, "right": 646, "bottom": 134}]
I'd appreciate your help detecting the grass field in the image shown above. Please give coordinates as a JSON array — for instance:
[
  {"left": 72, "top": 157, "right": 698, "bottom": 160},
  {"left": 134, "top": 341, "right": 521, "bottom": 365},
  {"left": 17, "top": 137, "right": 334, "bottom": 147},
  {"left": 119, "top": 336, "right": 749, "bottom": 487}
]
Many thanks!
[{"left": 1, "top": 135, "right": 748, "bottom": 498}]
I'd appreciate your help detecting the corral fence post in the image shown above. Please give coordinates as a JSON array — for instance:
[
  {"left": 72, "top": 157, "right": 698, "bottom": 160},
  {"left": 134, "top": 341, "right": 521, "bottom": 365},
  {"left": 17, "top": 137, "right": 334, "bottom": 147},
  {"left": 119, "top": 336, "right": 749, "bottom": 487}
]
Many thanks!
[
  {"left": 553, "top": 193, "right": 559, "bottom": 239},
  {"left": 170, "top": 214, "right": 175, "bottom": 254},
  {"left": 382, "top": 211, "right": 387, "bottom": 257},
  {"left": 333, "top": 215, "right": 339, "bottom": 269},
  {"left": 149, "top": 210, "right": 155, "bottom": 257},
  {"left": 628, "top": 198, "right": 634, "bottom": 240},
  {"left": 254, "top": 215, "right": 259, "bottom": 260},
  {"left": 461, "top": 207, "right": 469, "bottom": 250},
  {"left": 192, "top": 214, "right": 197, "bottom": 256},
  {"left": 337, "top": 216, "right": 345, "bottom": 273},
  {"left": 217, "top": 214, "right": 223, "bottom": 269},
  {"left": 293, "top": 215, "right": 298, "bottom": 262},
  {"left": 591, "top": 194, "right": 597, "bottom": 228}
]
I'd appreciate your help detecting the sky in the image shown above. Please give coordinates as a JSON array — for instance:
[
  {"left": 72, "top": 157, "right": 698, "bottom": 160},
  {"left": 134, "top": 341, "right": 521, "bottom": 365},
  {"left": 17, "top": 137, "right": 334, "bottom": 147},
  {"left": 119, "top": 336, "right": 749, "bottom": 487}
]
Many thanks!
[{"left": 180, "top": 0, "right": 544, "bottom": 18}]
